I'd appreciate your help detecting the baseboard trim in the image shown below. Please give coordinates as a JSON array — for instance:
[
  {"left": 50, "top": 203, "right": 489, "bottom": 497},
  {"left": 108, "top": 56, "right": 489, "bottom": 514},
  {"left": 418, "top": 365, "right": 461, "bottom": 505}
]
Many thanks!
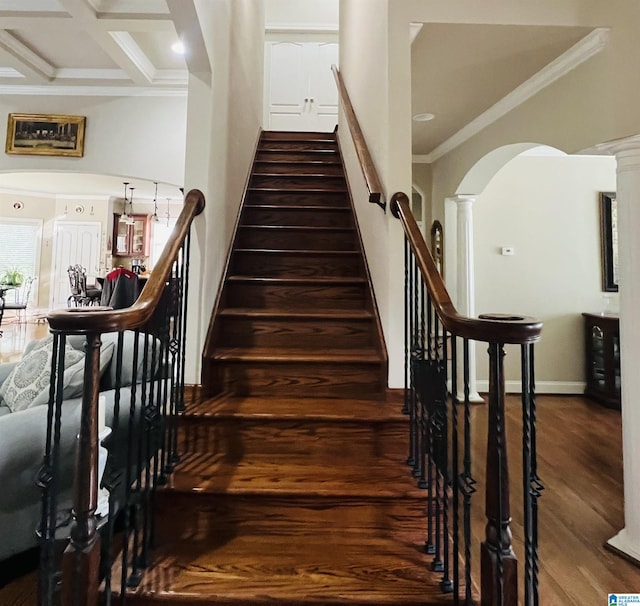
[{"left": 475, "top": 380, "right": 586, "bottom": 395}]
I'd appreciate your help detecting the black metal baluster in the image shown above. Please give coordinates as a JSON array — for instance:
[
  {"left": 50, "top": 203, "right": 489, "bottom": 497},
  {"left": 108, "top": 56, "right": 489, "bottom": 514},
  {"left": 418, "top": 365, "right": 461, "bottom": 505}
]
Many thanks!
[
  {"left": 158, "top": 296, "right": 172, "bottom": 483},
  {"left": 37, "top": 332, "right": 65, "bottom": 606},
  {"left": 424, "top": 298, "right": 435, "bottom": 557},
  {"left": 451, "top": 336, "right": 460, "bottom": 602},
  {"left": 403, "top": 237, "right": 410, "bottom": 416},
  {"left": 169, "top": 261, "right": 181, "bottom": 466},
  {"left": 407, "top": 250, "right": 417, "bottom": 470},
  {"left": 461, "top": 339, "right": 476, "bottom": 605},
  {"left": 431, "top": 316, "right": 444, "bottom": 573},
  {"left": 523, "top": 344, "right": 543, "bottom": 606},
  {"left": 126, "top": 331, "right": 142, "bottom": 588},
  {"left": 439, "top": 329, "right": 453, "bottom": 591},
  {"left": 417, "top": 278, "right": 427, "bottom": 488}
]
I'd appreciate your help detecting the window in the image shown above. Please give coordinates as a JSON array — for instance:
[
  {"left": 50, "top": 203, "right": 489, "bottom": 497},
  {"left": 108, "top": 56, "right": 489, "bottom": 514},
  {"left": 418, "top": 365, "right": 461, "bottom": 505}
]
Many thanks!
[
  {"left": 150, "top": 219, "right": 177, "bottom": 268},
  {"left": 0, "top": 218, "right": 42, "bottom": 302}
]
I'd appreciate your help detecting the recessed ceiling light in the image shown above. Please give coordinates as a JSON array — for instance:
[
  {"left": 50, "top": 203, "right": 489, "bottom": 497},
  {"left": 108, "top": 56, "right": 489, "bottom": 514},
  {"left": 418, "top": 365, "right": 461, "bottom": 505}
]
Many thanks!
[
  {"left": 171, "top": 41, "right": 186, "bottom": 55},
  {"left": 413, "top": 113, "right": 435, "bottom": 122}
]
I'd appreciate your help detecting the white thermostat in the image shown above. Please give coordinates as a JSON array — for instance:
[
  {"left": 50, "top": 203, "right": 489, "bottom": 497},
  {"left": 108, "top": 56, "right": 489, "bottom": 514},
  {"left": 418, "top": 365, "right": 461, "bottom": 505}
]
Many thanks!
[{"left": 501, "top": 247, "right": 515, "bottom": 256}]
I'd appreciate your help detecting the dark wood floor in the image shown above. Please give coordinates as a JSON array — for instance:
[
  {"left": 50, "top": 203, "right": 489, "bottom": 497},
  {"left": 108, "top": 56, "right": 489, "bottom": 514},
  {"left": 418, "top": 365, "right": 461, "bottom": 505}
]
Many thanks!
[{"left": 1, "top": 392, "right": 637, "bottom": 605}]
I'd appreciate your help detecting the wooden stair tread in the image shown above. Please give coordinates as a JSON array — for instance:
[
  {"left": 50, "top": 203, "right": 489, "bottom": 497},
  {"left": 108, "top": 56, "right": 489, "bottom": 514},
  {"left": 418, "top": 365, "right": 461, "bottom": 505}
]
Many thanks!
[
  {"left": 248, "top": 187, "right": 348, "bottom": 194},
  {"left": 226, "top": 276, "right": 367, "bottom": 284},
  {"left": 118, "top": 530, "right": 452, "bottom": 605},
  {"left": 239, "top": 224, "right": 355, "bottom": 232},
  {"left": 234, "top": 248, "right": 360, "bottom": 255},
  {"left": 164, "top": 452, "right": 423, "bottom": 498},
  {"left": 218, "top": 308, "right": 374, "bottom": 319},
  {"left": 255, "top": 158, "right": 341, "bottom": 165},
  {"left": 185, "top": 394, "right": 405, "bottom": 421},
  {"left": 244, "top": 204, "right": 350, "bottom": 211},
  {"left": 210, "top": 347, "right": 384, "bottom": 363}
]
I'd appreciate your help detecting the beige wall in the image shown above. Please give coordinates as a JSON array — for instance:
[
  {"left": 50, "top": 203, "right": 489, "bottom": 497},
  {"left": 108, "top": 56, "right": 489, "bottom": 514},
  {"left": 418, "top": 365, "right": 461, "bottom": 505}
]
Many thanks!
[
  {"left": 183, "top": 0, "right": 265, "bottom": 384},
  {"left": 474, "top": 153, "right": 617, "bottom": 391},
  {"left": 265, "top": 0, "right": 338, "bottom": 27},
  {"left": 0, "top": 96, "right": 187, "bottom": 188},
  {"left": 0, "top": 192, "right": 113, "bottom": 309}
]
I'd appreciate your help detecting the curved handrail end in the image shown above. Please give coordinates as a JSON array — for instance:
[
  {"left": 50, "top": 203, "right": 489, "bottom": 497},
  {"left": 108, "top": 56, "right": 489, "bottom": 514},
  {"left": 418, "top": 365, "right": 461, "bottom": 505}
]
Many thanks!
[
  {"left": 390, "top": 191, "right": 409, "bottom": 219},
  {"left": 185, "top": 188, "right": 206, "bottom": 216}
]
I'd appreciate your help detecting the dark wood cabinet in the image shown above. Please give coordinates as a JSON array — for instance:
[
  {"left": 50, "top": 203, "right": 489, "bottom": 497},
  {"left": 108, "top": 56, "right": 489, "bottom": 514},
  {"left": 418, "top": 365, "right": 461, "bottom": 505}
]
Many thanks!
[
  {"left": 112, "top": 214, "right": 150, "bottom": 258},
  {"left": 582, "top": 312, "right": 620, "bottom": 409}
]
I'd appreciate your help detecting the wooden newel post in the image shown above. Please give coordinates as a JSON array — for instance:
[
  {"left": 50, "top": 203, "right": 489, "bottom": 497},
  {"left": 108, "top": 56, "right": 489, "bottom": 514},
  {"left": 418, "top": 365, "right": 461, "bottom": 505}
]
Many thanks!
[
  {"left": 62, "top": 332, "right": 102, "bottom": 606},
  {"left": 481, "top": 342, "right": 518, "bottom": 606}
]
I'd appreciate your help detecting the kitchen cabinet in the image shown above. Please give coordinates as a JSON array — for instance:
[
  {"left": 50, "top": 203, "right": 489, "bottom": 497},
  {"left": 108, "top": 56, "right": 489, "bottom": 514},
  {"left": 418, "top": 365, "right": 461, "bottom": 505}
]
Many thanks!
[{"left": 112, "top": 214, "right": 150, "bottom": 258}]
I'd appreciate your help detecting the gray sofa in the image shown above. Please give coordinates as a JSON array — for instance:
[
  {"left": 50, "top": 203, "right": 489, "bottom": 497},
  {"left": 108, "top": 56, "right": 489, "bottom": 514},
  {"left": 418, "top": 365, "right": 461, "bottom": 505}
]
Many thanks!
[{"left": 0, "top": 331, "right": 161, "bottom": 562}]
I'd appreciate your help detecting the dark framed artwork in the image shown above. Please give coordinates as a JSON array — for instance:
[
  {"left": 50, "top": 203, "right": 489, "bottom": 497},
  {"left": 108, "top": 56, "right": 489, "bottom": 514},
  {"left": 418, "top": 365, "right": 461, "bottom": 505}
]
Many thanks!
[
  {"left": 5, "top": 113, "right": 86, "bottom": 157},
  {"left": 600, "top": 191, "right": 618, "bottom": 292}
]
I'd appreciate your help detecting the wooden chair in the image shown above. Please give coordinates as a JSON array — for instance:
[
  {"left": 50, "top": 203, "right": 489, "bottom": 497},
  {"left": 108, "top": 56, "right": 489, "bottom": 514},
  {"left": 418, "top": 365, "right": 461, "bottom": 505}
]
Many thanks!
[{"left": 67, "top": 265, "right": 101, "bottom": 307}]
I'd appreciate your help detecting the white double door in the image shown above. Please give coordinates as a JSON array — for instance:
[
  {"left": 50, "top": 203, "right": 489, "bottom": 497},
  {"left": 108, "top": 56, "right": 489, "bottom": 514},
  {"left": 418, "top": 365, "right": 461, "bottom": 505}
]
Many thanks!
[
  {"left": 265, "top": 41, "right": 339, "bottom": 132},
  {"left": 51, "top": 221, "right": 101, "bottom": 309}
]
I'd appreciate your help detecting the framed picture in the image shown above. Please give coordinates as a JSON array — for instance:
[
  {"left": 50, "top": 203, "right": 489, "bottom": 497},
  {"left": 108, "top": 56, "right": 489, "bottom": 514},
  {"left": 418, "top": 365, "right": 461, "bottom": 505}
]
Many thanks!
[
  {"left": 5, "top": 113, "right": 86, "bottom": 157},
  {"left": 600, "top": 191, "right": 618, "bottom": 292}
]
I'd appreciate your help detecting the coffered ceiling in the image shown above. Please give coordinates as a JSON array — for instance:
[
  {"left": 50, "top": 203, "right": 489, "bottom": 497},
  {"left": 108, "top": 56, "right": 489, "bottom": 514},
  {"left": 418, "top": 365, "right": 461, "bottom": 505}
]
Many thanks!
[{"left": 0, "top": 0, "right": 189, "bottom": 95}]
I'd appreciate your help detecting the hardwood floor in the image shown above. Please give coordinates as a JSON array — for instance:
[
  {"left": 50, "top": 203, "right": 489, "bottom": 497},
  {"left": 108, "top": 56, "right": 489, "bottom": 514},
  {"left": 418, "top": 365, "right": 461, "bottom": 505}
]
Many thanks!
[
  {"left": 0, "top": 318, "right": 49, "bottom": 363},
  {"left": 0, "top": 394, "right": 637, "bottom": 605}
]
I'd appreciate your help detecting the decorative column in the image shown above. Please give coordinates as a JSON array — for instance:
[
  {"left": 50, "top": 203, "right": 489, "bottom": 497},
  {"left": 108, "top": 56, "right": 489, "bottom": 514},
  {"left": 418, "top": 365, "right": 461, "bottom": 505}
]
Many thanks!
[
  {"left": 453, "top": 194, "right": 483, "bottom": 403},
  {"left": 598, "top": 135, "right": 640, "bottom": 564}
]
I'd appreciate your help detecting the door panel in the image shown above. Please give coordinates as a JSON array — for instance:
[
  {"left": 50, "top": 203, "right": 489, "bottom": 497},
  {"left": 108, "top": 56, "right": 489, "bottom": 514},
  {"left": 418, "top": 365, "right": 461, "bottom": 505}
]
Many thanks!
[{"left": 51, "top": 222, "right": 101, "bottom": 309}]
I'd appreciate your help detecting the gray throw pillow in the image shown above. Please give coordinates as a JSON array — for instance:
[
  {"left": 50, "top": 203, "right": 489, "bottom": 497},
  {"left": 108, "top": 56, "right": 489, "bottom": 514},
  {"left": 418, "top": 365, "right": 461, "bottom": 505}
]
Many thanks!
[{"left": 0, "top": 336, "right": 115, "bottom": 413}]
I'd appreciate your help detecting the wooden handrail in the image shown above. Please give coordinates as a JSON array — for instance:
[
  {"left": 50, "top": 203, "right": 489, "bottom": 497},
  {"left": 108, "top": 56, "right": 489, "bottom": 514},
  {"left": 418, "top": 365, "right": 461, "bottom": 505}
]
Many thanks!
[
  {"left": 391, "top": 192, "right": 542, "bottom": 344},
  {"left": 331, "top": 64, "right": 385, "bottom": 211},
  {"left": 47, "top": 188, "right": 205, "bottom": 334}
]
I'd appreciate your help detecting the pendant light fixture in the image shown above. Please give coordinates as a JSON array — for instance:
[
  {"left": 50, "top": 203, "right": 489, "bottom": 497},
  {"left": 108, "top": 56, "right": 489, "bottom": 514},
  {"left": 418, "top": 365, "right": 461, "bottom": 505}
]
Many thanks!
[
  {"left": 152, "top": 181, "right": 159, "bottom": 223},
  {"left": 119, "top": 182, "right": 130, "bottom": 223},
  {"left": 127, "top": 187, "right": 136, "bottom": 225}
]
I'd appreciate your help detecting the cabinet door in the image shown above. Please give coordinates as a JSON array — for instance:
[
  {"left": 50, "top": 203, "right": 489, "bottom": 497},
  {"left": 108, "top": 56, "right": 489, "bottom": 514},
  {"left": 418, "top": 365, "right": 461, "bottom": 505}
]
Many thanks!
[
  {"left": 113, "top": 215, "right": 130, "bottom": 255},
  {"left": 130, "top": 215, "right": 149, "bottom": 258}
]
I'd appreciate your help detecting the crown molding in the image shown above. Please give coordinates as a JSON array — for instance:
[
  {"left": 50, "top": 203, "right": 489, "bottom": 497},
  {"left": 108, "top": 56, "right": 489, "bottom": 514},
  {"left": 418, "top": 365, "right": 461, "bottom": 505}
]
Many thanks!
[
  {"left": 0, "top": 84, "right": 187, "bottom": 96},
  {"left": 266, "top": 23, "right": 338, "bottom": 35},
  {"left": 422, "top": 27, "right": 610, "bottom": 164}
]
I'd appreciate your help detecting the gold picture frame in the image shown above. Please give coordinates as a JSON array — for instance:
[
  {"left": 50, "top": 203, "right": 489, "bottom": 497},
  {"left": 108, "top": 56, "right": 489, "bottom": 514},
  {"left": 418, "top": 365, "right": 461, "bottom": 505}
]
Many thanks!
[{"left": 5, "top": 113, "right": 86, "bottom": 157}]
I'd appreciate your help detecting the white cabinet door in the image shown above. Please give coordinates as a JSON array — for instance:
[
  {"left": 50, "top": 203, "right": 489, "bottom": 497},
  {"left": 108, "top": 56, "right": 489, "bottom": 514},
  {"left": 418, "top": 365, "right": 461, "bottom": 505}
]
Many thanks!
[
  {"left": 51, "top": 221, "right": 101, "bottom": 309},
  {"left": 265, "top": 41, "right": 338, "bottom": 132}
]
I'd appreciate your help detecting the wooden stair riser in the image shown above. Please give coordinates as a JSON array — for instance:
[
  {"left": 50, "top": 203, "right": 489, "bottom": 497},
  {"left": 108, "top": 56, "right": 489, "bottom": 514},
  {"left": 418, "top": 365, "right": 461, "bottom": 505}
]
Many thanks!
[
  {"left": 205, "top": 360, "right": 386, "bottom": 398},
  {"left": 177, "top": 418, "right": 408, "bottom": 458},
  {"left": 230, "top": 250, "right": 365, "bottom": 278},
  {"left": 256, "top": 150, "right": 339, "bottom": 163},
  {"left": 236, "top": 226, "right": 357, "bottom": 251},
  {"left": 250, "top": 174, "right": 347, "bottom": 191},
  {"left": 224, "top": 281, "right": 370, "bottom": 310},
  {"left": 246, "top": 190, "right": 350, "bottom": 207},
  {"left": 217, "top": 315, "right": 377, "bottom": 349},
  {"left": 152, "top": 493, "right": 427, "bottom": 546},
  {"left": 258, "top": 140, "right": 339, "bottom": 153},
  {"left": 253, "top": 161, "right": 344, "bottom": 176},
  {"left": 261, "top": 131, "right": 337, "bottom": 141},
  {"left": 241, "top": 206, "right": 354, "bottom": 228}
]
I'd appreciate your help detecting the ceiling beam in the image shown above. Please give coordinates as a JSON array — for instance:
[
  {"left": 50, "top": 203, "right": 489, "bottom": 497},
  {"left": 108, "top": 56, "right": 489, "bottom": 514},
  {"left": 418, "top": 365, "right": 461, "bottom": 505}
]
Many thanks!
[
  {"left": 0, "top": 31, "right": 53, "bottom": 82},
  {"left": 166, "top": 0, "right": 211, "bottom": 81}
]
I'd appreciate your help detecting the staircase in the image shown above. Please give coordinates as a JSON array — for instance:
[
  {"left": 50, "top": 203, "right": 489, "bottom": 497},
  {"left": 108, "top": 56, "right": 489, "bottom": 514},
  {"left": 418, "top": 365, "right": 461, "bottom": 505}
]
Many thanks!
[{"left": 116, "top": 131, "right": 454, "bottom": 604}]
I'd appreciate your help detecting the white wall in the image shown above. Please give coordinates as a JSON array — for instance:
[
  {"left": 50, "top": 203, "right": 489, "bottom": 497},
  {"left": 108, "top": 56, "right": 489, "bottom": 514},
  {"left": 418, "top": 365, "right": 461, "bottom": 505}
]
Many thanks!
[
  {"left": 474, "top": 153, "right": 617, "bottom": 391},
  {"left": 265, "top": 0, "right": 338, "bottom": 29},
  {"left": 339, "top": 0, "right": 413, "bottom": 387},
  {"left": 0, "top": 96, "right": 187, "bottom": 188},
  {"left": 182, "top": 0, "right": 265, "bottom": 384}
]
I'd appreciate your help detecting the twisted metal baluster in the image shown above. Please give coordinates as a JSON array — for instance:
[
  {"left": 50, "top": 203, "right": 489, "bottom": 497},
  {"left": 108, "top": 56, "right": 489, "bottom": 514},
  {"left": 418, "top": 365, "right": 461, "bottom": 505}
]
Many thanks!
[
  {"left": 461, "top": 339, "right": 476, "bottom": 605},
  {"left": 440, "top": 330, "right": 453, "bottom": 592}
]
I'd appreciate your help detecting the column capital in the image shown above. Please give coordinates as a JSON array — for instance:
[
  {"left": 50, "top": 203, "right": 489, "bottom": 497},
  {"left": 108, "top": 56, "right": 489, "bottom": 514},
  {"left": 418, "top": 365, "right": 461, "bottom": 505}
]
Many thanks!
[
  {"left": 596, "top": 134, "right": 640, "bottom": 156},
  {"left": 449, "top": 194, "right": 477, "bottom": 205}
]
